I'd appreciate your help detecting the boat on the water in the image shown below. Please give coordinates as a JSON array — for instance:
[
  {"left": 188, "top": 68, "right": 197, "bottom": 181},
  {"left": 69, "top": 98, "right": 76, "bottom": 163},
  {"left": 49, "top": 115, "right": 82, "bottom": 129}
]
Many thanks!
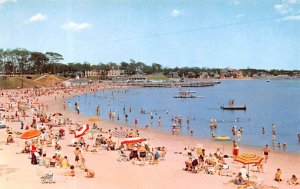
[
  {"left": 221, "top": 105, "right": 247, "bottom": 110},
  {"left": 173, "top": 90, "right": 204, "bottom": 98}
]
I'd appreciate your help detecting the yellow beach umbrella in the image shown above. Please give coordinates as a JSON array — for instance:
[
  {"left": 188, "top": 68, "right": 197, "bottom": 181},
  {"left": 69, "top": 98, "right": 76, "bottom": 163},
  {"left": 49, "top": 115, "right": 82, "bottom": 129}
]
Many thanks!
[{"left": 234, "top": 153, "right": 264, "bottom": 179}]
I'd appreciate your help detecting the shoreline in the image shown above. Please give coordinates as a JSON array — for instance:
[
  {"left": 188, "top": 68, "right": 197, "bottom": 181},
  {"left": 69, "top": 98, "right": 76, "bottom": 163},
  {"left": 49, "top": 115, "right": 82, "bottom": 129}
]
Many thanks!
[
  {"left": 0, "top": 84, "right": 299, "bottom": 189},
  {"left": 67, "top": 85, "right": 299, "bottom": 155}
]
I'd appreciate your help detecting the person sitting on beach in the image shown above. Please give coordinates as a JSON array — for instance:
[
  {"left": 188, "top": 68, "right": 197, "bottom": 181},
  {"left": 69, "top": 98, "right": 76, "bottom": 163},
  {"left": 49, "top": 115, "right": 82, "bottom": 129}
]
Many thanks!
[
  {"left": 205, "top": 153, "right": 217, "bottom": 166},
  {"left": 275, "top": 168, "right": 282, "bottom": 182},
  {"left": 84, "top": 168, "right": 95, "bottom": 178},
  {"left": 157, "top": 146, "right": 167, "bottom": 158},
  {"left": 287, "top": 175, "right": 299, "bottom": 185},
  {"left": 49, "top": 155, "right": 57, "bottom": 168},
  {"left": 239, "top": 165, "right": 249, "bottom": 180},
  {"left": 152, "top": 148, "right": 160, "bottom": 165},
  {"left": 6, "top": 134, "right": 14, "bottom": 144},
  {"left": 65, "top": 165, "right": 75, "bottom": 177},
  {"left": 78, "top": 137, "right": 85, "bottom": 147},
  {"left": 234, "top": 172, "right": 246, "bottom": 185},
  {"left": 20, "top": 141, "right": 30, "bottom": 153},
  {"left": 129, "top": 145, "right": 139, "bottom": 164},
  {"left": 61, "top": 156, "right": 70, "bottom": 169}
]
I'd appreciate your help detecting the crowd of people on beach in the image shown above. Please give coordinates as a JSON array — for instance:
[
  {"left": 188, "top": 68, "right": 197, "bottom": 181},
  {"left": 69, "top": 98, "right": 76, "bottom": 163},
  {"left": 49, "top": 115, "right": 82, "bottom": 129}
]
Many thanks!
[{"left": 0, "top": 82, "right": 299, "bottom": 188}]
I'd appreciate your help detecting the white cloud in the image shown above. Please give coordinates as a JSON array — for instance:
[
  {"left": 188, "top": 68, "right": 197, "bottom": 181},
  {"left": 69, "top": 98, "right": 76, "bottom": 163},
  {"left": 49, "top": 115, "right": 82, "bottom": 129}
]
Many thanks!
[
  {"left": 233, "top": 0, "right": 240, "bottom": 5},
  {"left": 283, "top": 14, "right": 300, "bottom": 20},
  {"left": 286, "top": 0, "right": 300, "bottom": 4},
  {"left": 29, "top": 13, "right": 47, "bottom": 22},
  {"left": 274, "top": 4, "right": 290, "bottom": 14},
  {"left": 0, "top": 0, "right": 16, "bottom": 4},
  {"left": 170, "top": 9, "right": 181, "bottom": 17},
  {"left": 62, "top": 22, "right": 90, "bottom": 31}
]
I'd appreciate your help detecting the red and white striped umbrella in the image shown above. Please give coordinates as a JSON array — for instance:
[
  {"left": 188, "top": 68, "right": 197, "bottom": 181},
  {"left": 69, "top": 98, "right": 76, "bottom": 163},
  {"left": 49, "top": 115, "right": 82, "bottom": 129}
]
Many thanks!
[
  {"left": 74, "top": 124, "right": 89, "bottom": 138},
  {"left": 121, "top": 137, "right": 146, "bottom": 145}
]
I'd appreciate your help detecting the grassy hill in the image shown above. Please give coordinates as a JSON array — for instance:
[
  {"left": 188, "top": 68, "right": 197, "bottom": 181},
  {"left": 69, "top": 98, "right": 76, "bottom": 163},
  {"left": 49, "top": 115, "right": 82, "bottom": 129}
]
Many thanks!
[
  {"left": 0, "top": 75, "right": 65, "bottom": 89},
  {"left": 147, "top": 73, "right": 168, "bottom": 80}
]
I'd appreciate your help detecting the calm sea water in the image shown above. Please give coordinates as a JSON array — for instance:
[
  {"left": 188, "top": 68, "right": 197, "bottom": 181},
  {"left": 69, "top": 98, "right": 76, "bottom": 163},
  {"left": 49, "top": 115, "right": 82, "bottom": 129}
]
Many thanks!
[{"left": 67, "top": 80, "right": 300, "bottom": 153}]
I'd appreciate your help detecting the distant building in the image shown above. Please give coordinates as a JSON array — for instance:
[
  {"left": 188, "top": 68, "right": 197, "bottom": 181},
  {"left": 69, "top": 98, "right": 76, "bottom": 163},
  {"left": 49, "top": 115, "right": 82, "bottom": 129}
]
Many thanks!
[
  {"left": 84, "top": 67, "right": 125, "bottom": 79},
  {"left": 107, "top": 68, "right": 125, "bottom": 79}
]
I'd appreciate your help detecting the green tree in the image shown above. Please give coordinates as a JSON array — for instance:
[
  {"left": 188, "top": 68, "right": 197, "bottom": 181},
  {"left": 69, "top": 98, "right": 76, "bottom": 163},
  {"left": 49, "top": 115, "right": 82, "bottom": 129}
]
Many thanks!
[
  {"left": 29, "top": 52, "right": 48, "bottom": 74},
  {"left": 46, "top": 52, "right": 63, "bottom": 74}
]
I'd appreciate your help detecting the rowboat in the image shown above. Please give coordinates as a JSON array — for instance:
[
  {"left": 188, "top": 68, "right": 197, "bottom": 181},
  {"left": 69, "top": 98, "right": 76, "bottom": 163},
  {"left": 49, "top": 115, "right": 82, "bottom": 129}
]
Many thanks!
[{"left": 221, "top": 105, "right": 246, "bottom": 110}]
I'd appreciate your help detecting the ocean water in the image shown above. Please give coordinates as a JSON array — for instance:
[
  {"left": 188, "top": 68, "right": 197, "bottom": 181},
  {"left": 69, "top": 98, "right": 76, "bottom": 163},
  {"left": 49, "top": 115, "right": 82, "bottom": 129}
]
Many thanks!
[{"left": 67, "top": 80, "right": 300, "bottom": 153}]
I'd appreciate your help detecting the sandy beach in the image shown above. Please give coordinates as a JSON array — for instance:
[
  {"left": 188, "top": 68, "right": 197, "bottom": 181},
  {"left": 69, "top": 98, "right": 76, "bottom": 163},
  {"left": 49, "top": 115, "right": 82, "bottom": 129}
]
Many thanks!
[{"left": 0, "top": 84, "right": 299, "bottom": 189}]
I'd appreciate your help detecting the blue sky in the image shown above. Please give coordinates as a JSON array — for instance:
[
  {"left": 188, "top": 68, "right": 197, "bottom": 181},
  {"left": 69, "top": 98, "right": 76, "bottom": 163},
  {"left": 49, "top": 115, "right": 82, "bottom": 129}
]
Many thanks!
[{"left": 0, "top": 0, "right": 299, "bottom": 70}]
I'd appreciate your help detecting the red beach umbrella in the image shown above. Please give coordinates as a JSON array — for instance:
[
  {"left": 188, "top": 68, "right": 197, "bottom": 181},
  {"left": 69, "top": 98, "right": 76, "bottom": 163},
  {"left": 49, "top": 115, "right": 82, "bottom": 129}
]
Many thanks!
[
  {"left": 121, "top": 137, "right": 146, "bottom": 145},
  {"left": 74, "top": 124, "right": 89, "bottom": 138},
  {"left": 53, "top": 112, "right": 63, "bottom": 117}
]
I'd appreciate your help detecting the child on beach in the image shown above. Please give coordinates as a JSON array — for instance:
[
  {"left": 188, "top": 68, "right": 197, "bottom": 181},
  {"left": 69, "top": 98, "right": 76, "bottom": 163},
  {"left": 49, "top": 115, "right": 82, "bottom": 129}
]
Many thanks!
[
  {"left": 275, "top": 168, "right": 282, "bottom": 182},
  {"left": 65, "top": 165, "right": 75, "bottom": 177},
  {"left": 287, "top": 175, "right": 299, "bottom": 185}
]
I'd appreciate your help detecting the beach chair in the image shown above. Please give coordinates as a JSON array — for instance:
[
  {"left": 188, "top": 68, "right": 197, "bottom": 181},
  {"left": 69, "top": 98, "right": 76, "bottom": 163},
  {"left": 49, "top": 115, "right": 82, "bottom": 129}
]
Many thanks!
[
  {"left": 117, "top": 150, "right": 129, "bottom": 162},
  {"left": 41, "top": 172, "right": 55, "bottom": 184},
  {"left": 218, "top": 164, "right": 232, "bottom": 177}
]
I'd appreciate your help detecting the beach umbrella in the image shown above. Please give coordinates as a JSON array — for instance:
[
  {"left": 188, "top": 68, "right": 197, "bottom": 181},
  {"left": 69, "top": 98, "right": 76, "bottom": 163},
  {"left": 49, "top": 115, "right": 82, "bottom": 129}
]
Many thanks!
[
  {"left": 121, "top": 137, "right": 146, "bottom": 145},
  {"left": 32, "top": 102, "right": 40, "bottom": 105},
  {"left": 53, "top": 112, "right": 63, "bottom": 117},
  {"left": 21, "top": 130, "right": 41, "bottom": 139},
  {"left": 234, "top": 153, "right": 264, "bottom": 179},
  {"left": 88, "top": 117, "right": 101, "bottom": 122},
  {"left": 74, "top": 124, "right": 89, "bottom": 138},
  {"left": 113, "top": 129, "right": 128, "bottom": 138}
]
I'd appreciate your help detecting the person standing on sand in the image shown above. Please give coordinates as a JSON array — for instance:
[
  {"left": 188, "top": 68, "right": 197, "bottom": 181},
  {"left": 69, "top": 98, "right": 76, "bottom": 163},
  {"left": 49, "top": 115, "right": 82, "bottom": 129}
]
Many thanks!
[
  {"left": 262, "top": 145, "right": 270, "bottom": 163},
  {"left": 232, "top": 141, "right": 239, "bottom": 158}
]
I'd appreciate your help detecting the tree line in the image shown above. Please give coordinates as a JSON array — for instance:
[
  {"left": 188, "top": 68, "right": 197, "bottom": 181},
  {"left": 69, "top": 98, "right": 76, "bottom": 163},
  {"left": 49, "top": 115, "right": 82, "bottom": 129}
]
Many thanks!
[{"left": 0, "top": 48, "right": 298, "bottom": 78}]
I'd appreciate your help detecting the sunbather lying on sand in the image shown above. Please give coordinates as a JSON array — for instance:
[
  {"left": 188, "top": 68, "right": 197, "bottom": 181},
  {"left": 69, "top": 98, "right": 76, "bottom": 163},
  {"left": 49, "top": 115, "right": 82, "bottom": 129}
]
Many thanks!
[{"left": 85, "top": 168, "right": 95, "bottom": 178}]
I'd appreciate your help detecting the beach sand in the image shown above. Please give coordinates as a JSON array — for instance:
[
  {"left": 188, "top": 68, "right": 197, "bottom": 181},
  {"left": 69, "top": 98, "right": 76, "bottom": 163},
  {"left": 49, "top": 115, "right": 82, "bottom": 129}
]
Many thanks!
[{"left": 0, "top": 84, "right": 299, "bottom": 189}]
